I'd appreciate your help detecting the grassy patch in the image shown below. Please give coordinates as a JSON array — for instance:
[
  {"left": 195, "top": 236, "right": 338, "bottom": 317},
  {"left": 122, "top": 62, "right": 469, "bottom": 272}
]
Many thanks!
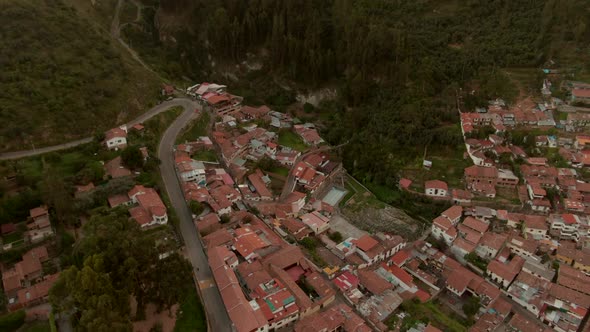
[
  {"left": 269, "top": 166, "right": 289, "bottom": 177},
  {"left": 557, "top": 111, "right": 568, "bottom": 121},
  {"left": 0, "top": 0, "right": 160, "bottom": 152},
  {"left": 20, "top": 320, "right": 51, "bottom": 332},
  {"left": 0, "top": 310, "right": 25, "bottom": 331},
  {"left": 396, "top": 299, "right": 467, "bottom": 332},
  {"left": 278, "top": 130, "right": 308, "bottom": 152},
  {"left": 339, "top": 181, "right": 357, "bottom": 207},
  {"left": 1, "top": 232, "right": 23, "bottom": 245},
  {"left": 402, "top": 143, "right": 470, "bottom": 189},
  {"left": 192, "top": 150, "right": 218, "bottom": 163},
  {"left": 173, "top": 285, "right": 207, "bottom": 332},
  {"left": 177, "top": 112, "right": 210, "bottom": 144}
]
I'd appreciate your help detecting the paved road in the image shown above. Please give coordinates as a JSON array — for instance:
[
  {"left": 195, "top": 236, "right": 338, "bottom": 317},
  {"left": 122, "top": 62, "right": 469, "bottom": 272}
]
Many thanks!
[
  {"left": 0, "top": 98, "right": 194, "bottom": 161},
  {"left": 157, "top": 103, "right": 232, "bottom": 332}
]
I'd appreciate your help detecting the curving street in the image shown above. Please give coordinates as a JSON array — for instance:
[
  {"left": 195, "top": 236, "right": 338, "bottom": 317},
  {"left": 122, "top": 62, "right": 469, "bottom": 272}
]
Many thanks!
[
  {"left": 0, "top": 98, "right": 194, "bottom": 161},
  {"left": 157, "top": 102, "right": 232, "bottom": 332}
]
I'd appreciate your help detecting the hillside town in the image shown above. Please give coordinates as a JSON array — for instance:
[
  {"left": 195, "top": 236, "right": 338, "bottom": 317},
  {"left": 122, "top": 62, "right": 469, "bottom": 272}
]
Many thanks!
[
  {"left": 2, "top": 77, "right": 590, "bottom": 331},
  {"left": 135, "top": 80, "right": 589, "bottom": 332}
]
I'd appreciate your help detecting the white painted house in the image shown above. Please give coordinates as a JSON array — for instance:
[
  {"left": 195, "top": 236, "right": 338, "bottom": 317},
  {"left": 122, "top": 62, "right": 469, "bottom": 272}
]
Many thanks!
[
  {"left": 104, "top": 126, "right": 128, "bottom": 150},
  {"left": 176, "top": 157, "right": 206, "bottom": 184},
  {"left": 424, "top": 180, "right": 448, "bottom": 197}
]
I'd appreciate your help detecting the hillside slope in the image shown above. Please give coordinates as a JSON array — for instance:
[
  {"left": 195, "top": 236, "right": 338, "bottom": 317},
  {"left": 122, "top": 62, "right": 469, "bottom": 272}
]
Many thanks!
[{"left": 0, "top": 0, "right": 160, "bottom": 152}]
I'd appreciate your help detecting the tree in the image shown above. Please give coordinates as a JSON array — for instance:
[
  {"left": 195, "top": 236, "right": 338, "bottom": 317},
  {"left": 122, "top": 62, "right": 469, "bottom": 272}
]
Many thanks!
[
  {"left": 190, "top": 201, "right": 204, "bottom": 215},
  {"left": 328, "top": 231, "right": 343, "bottom": 243},
  {"left": 41, "top": 167, "right": 76, "bottom": 226},
  {"left": 50, "top": 255, "right": 132, "bottom": 332},
  {"left": 299, "top": 237, "right": 318, "bottom": 250},
  {"left": 51, "top": 210, "right": 194, "bottom": 330},
  {"left": 462, "top": 296, "right": 480, "bottom": 318},
  {"left": 121, "top": 146, "right": 144, "bottom": 170},
  {"left": 145, "top": 253, "right": 193, "bottom": 311}
]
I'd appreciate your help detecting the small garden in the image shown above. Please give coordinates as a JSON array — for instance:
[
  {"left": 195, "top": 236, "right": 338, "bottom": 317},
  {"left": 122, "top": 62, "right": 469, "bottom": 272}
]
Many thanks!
[
  {"left": 386, "top": 299, "right": 468, "bottom": 332},
  {"left": 278, "top": 130, "right": 308, "bottom": 152}
]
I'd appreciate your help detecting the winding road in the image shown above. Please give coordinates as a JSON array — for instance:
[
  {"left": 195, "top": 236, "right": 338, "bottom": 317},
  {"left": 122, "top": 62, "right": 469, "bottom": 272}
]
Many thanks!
[
  {"left": 158, "top": 103, "right": 232, "bottom": 332},
  {"left": 0, "top": 98, "right": 193, "bottom": 161}
]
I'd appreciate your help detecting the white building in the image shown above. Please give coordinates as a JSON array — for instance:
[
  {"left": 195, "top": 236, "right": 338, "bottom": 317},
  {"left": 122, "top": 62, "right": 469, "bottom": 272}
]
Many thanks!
[
  {"left": 176, "top": 158, "right": 206, "bottom": 184},
  {"left": 424, "top": 180, "right": 448, "bottom": 197},
  {"left": 104, "top": 126, "right": 128, "bottom": 150},
  {"left": 431, "top": 216, "right": 457, "bottom": 246}
]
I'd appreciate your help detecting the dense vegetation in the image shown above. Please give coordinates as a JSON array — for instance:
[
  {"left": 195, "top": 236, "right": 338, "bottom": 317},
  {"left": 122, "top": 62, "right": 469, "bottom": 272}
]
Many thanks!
[
  {"left": 0, "top": 0, "right": 160, "bottom": 152},
  {"left": 49, "top": 209, "right": 193, "bottom": 331},
  {"left": 132, "top": 0, "right": 590, "bottom": 191}
]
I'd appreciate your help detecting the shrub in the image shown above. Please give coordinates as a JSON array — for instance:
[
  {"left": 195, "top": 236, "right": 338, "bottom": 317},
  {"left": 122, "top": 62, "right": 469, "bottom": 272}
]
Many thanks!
[{"left": 0, "top": 310, "right": 25, "bottom": 331}]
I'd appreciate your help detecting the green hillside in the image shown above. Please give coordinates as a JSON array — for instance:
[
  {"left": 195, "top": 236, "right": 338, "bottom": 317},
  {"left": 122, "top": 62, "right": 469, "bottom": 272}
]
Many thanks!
[{"left": 0, "top": 0, "right": 160, "bottom": 152}]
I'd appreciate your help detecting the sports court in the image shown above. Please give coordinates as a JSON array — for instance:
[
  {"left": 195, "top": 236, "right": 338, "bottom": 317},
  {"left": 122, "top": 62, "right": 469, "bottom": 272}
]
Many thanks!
[{"left": 322, "top": 186, "right": 348, "bottom": 206}]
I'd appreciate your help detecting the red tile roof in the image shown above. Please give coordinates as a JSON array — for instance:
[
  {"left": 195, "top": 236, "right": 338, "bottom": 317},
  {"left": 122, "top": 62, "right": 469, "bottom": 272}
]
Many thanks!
[
  {"left": 358, "top": 269, "right": 393, "bottom": 295},
  {"left": 1, "top": 223, "right": 16, "bottom": 235},
  {"left": 16, "top": 273, "right": 59, "bottom": 308},
  {"left": 262, "top": 245, "right": 307, "bottom": 271},
  {"left": 105, "top": 127, "right": 127, "bottom": 141},
  {"left": 399, "top": 178, "right": 412, "bottom": 189},
  {"left": 104, "top": 156, "right": 131, "bottom": 178},
  {"left": 208, "top": 246, "right": 268, "bottom": 332},
  {"left": 549, "top": 283, "right": 590, "bottom": 308},
  {"left": 333, "top": 271, "right": 359, "bottom": 292},
  {"left": 465, "top": 165, "right": 497, "bottom": 178},
  {"left": 425, "top": 180, "right": 448, "bottom": 191},
  {"left": 387, "top": 265, "right": 413, "bottom": 285},
  {"left": 234, "top": 227, "right": 269, "bottom": 259},
  {"left": 248, "top": 171, "right": 272, "bottom": 198},
  {"left": 524, "top": 215, "right": 547, "bottom": 230},
  {"left": 442, "top": 205, "right": 463, "bottom": 221},
  {"left": 573, "top": 88, "right": 590, "bottom": 98},
  {"left": 206, "top": 94, "right": 230, "bottom": 105},
  {"left": 479, "top": 232, "right": 507, "bottom": 251},
  {"left": 509, "top": 313, "right": 552, "bottom": 332},
  {"left": 294, "top": 303, "right": 370, "bottom": 332},
  {"left": 424, "top": 323, "right": 443, "bottom": 332},
  {"left": 462, "top": 217, "right": 489, "bottom": 234},
  {"left": 29, "top": 206, "right": 48, "bottom": 219},
  {"left": 108, "top": 194, "right": 129, "bottom": 208},
  {"left": 2, "top": 269, "right": 20, "bottom": 293},
  {"left": 489, "top": 255, "right": 525, "bottom": 283},
  {"left": 390, "top": 250, "right": 410, "bottom": 267},
  {"left": 353, "top": 235, "right": 379, "bottom": 252},
  {"left": 203, "top": 229, "right": 233, "bottom": 248}
]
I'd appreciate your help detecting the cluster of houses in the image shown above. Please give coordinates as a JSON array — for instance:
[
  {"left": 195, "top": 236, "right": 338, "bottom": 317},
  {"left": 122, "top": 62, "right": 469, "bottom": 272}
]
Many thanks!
[
  {"left": 101, "top": 122, "right": 170, "bottom": 228},
  {"left": 0, "top": 118, "right": 173, "bottom": 314},
  {"left": 1, "top": 244, "right": 58, "bottom": 312},
  {"left": 108, "top": 185, "right": 168, "bottom": 228},
  {"left": 460, "top": 98, "right": 556, "bottom": 134},
  {"left": 391, "top": 77, "right": 590, "bottom": 331},
  {"left": 1, "top": 206, "right": 59, "bottom": 312},
  {"left": 181, "top": 83, "right": 461, "bottom": 331},
  {"left": 427, "top": 201, "right": 590, "bottom": 331}
]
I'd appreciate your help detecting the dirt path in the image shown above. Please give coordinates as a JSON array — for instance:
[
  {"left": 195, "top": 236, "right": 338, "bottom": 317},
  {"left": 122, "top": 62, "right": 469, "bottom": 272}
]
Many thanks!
[{"left": 111, "top": 0, "right": 162, "bottom": 78}]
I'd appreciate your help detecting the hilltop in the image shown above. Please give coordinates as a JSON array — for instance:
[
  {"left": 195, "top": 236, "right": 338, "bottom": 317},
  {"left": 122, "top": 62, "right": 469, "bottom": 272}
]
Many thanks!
[{"left": 0, "top": 0, "right": 160, "bottom": 152}]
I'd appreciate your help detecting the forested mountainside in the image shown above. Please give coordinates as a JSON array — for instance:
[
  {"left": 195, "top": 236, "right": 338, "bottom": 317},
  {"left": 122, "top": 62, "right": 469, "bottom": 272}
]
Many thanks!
[
  {"left": 3, "top": 0, "right": 589, "bottom": 189},
  {"left": 135, "top": 0, "right": 590, "bottom": 187},
  {"left": 0, "top": 0, "right": 160, "bottom": 152}
]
